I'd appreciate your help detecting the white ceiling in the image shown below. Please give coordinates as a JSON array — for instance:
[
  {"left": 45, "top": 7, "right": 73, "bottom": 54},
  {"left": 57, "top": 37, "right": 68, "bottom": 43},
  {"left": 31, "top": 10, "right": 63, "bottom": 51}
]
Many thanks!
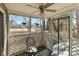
[{"left": 4, "top": 3, "right": 77, "bottom": 18}]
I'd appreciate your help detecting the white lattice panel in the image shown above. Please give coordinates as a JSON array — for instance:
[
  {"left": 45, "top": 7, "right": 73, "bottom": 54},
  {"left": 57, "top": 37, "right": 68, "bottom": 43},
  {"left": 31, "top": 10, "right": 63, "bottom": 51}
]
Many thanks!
[{"left": 9, "top": 31, "right": 42, "bottom": 56}]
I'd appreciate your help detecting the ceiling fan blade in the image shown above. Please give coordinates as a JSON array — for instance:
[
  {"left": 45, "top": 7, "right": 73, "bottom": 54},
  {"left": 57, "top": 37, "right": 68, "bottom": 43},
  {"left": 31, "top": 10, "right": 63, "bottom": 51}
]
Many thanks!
[
  {"left": 44, "top": 3, "right": 55, "bottom": 9},
  {"left": 31, "top": 10, "right": 39, "bottom": 14},
  {"left": 45, "top": 9, "right": 57, "bottom": 12},
  {"left": 26, "top": 4, "right": 39, "bottom": 9}
]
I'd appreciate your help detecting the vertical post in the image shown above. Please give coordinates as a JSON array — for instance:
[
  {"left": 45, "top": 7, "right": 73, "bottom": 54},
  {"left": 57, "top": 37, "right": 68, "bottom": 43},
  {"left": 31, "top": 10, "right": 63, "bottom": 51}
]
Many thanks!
[
  {"left": 43, "top": 19, "right": 45, "bottom": 31},
  {"left": 50, "top": 18, "right": 53, "bottom": 53},
  {"left": 58, "top": 18, "right": 60, "bottom": 55},
  {"left": 7, "top": 14, "right": 11, "bottom": 56},
  {"left": 68, "top": 15, "right": 72, "bottom": 56},
  {"left": 47, "top": 19, "right": 50, "bottom": 31},
  {"left": 5, "top": 11, "right": 9, "bottom": 56},
  {"left": 40, "top": 18, "right": 46, "bottom": 47},
  {"left": 77, "top": 10, "right": 79, "bottom": 39},
  {"left": 0, "top": 11, "right": 4, "bottom": 56},
  {"left": 3, "top": 12, "right": 7, "bottom": 56},
  {"left": 42, "top": 19, "right": 45, "bottom": 46},
  {"left": 48, "top": 18, "right": 52, "bottom": 50},
  {"left": 29, "top": 17, "right": 31, "bottom": 35}
]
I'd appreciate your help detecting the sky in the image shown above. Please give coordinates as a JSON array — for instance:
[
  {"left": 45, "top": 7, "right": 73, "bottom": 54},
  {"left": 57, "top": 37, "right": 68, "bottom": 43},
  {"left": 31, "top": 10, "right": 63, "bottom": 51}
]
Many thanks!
[
  {"left": 72, "top": 10, "right": 77, "bottom": 24},
  {"left": 11, "top": 15, "right": 29, "bottom": 25}
]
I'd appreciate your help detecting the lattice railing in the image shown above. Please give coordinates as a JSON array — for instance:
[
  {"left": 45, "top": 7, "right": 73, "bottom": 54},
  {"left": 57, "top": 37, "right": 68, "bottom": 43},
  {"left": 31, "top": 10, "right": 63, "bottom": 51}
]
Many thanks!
[
  {"left": 72, "top": 38, "right": 79, "bottom": 56},
  {"left": 9, "top": 34, "right": 28, "bottom": 55},
  {"left": 8, "top": 31, "right": 42, "bottom": 56}
]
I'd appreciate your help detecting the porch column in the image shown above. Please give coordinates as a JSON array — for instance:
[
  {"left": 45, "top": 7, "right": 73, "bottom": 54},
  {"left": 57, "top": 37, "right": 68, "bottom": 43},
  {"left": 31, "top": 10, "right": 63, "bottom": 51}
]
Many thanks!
[
  {"left": 29, "top": 17, "right": 31, "bottom": 34},
  {"left": 47, "top": 18, "right": 51, "bottom": 32},
  {"left": 77, "top": 11, "right": 79, "bottom": 39},
  {"left": 40, "top": 19, "right": 46, "bottom": 47},
  {"left": 69, "top": 11, "right": 73, "bottom": 56},
  {"left": 0, "top": 11, "right": 4, "bottom": 56}
]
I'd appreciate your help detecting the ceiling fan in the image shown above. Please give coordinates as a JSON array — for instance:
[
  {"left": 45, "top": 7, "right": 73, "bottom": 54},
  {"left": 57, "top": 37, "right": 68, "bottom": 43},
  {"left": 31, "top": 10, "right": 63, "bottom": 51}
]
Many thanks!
[{"left": 26, "top": 3, "right": 57, "bottom": 18}]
